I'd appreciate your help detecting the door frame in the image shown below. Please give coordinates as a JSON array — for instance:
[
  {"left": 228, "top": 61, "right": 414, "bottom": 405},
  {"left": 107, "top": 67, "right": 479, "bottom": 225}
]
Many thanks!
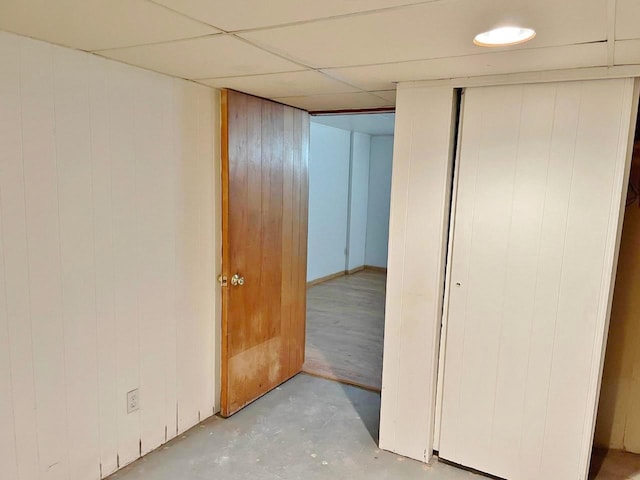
[{"left": 219, "top": 89, "right": 231, "bottom": 415}]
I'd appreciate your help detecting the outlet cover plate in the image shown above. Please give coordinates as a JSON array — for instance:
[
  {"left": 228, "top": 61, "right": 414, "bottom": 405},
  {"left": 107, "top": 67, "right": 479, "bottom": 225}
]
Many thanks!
[{"left": 127, "top": 389, "right": 139, "bottom": 414}]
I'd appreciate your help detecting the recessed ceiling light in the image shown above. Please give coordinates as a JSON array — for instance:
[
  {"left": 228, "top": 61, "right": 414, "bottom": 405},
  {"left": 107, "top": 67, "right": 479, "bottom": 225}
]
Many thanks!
[{"left": 473, "top": 26, "right": 536, "bottom": 47}]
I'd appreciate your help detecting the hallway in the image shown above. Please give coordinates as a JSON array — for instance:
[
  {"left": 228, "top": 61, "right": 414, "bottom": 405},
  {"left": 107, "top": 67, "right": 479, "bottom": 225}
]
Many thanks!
[{"left": 303, "top": 270, "right": 386, "bottom": 391}]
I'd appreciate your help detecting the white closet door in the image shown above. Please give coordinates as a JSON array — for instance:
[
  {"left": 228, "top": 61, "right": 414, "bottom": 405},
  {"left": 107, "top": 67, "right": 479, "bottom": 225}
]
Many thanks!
[{"left": 439, "top": 79, "right": 637, "bottom": 480}]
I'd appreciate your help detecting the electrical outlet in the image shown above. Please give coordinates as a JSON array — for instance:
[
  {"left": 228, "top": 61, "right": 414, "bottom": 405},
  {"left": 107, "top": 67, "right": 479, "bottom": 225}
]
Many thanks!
[{"left": 127, "top": 389, "right": 139, "bottom": 414}]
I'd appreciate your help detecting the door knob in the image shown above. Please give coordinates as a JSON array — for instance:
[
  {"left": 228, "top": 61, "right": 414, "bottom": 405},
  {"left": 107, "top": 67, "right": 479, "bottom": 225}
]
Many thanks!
[{"left": 231, "top": 274, "right": 245, "bottom": 286}]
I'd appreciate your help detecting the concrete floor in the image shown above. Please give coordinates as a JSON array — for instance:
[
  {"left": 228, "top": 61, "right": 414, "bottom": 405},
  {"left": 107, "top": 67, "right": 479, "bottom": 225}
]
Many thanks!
[{"left": 108, "top": 373, "right": 481, "bottom": 480}]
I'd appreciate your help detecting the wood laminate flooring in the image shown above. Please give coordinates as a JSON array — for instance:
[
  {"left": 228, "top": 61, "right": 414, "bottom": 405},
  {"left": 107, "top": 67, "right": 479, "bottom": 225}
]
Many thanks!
[{"left": 303, "top": 270, "right": 386, "bottom": 391}]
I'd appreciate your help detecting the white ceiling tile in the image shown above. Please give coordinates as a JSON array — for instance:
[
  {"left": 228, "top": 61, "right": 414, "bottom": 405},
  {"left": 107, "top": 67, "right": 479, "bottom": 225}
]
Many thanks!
[
  {"left": 616, "top": 0, "right": 640, "bottom": 40},
  {"left": 323, "top": 74, "right": 396, "bottom": 93},
  {"left": 324, "top": 43, "right": 608, "bottom": 89},
  {"left": 97, "top": 35, "right": 303, "bottom": 79},
  {"left": 274, "top": 92, "right": 393, "bottom": 112},
  {"left": 199, "top": 70, "right": 360, "bottom": 98},
  {"left": 371, "top": 90, "right": 397, "bottom": 103},
  {"left": 151, "top": 0, "right": 440, "bottom": 32},
  {"left": 241, "top": 0, "right": 608, "bottom": 68},
  {"left": 614, "top": 39, "right": 640, "bottom": 65},
  {"left": 0, "top": 0, "right": 219, "bottom": 51}
]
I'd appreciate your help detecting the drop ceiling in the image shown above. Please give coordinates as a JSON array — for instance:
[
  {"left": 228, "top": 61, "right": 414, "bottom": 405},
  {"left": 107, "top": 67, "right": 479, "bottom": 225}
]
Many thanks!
[{"left": 0, "top": 0, "right": 638, "bottom": 111}]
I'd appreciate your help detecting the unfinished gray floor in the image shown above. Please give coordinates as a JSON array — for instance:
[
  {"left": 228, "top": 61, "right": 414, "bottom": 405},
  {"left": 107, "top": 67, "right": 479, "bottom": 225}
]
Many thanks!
[{"left": 108, "top": 373, "right": 480, "bottom": 480}]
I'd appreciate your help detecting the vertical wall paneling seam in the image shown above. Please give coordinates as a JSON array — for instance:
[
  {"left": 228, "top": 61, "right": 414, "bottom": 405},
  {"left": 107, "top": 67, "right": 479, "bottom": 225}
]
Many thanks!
[
  {"left": 85, "top": 52, "right": 102, "bottom": 477},
  {"left": 0, "top": 140, "right": 19, "bottom": 479},
  {"left": 100, "top": 62, "right": 117, "bottom": 478},
  {"left": 0, "top": 41, "right": 20, "bottom": 478},
  {"left": 86, "top": 53, "right": 103, "bottom": 480},
  {"left": 113, "top": 66, "right": 127, "bottom": 463},
  {"left": 579, "top": 78, "right": 639, "bottom": 479},
  {"left": 172, "top": 81, "right": 179, "bottom": 438},
  {"left": 488, "top": 86, "right": 525, "bottom": 451},
  {"left": 106, "top": 67, "right": 123, "bottom": 470},
  {"left": 515, "top": 85, "right": 559, "bottom": 468},
  {"left": 196, "top": 86, "right": 201, "bottom": 423},
  {"left": 133, "top": 78, "right": 143, "bottom": 455},
  {"left": 208, "top": 89, "right": 215, "bottom": 414},
  {"left": 538, "top": 83, "right": 584, "bottom": 470},
  {"left": 134, "top": 73, "right": 142, "bottom": 454},
  {"left": 51, "top": 47, "right": 74, "bottom": 476},
  {"left": 17, "top": 36, "right": 42, "bottom": 474}
]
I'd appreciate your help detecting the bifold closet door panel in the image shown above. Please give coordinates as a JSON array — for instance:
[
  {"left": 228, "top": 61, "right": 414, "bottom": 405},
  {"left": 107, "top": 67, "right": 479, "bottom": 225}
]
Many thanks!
[{"left": 439, "top": 79, "right": 637, "bottom": 480}]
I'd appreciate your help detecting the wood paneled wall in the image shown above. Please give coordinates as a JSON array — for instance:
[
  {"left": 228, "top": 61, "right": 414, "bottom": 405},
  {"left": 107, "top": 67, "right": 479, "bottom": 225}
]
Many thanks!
[{"left": 0, "top": 31, "right": 220, "bottom": 480}]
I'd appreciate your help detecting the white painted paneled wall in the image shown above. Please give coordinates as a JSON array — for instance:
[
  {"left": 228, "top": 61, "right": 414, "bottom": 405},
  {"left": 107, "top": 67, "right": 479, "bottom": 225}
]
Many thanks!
[
  {"left": 379, "top": 85, "right": 457, "bottom": 462},
  {"left": 0, "top": 31, "right": 220, "bottom": 480}
]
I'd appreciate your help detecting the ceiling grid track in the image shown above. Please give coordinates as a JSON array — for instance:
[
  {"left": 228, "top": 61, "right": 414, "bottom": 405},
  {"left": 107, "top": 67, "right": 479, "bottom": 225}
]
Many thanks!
[{"left": 0, "top": 0, "right": 637, "bottom": 110}]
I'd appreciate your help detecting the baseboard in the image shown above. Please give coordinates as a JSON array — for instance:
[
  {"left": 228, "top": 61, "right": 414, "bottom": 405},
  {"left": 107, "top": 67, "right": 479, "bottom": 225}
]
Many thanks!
[
  {"left": 306, "top": 270, "right": 345, "bottom": 287},
  {"left": 307, "top": 265, "right": 387, "bottom": 287},
  {"left": 347, "top": 265, "right": 365, "bottom": 275},
  {"left": 364, "top": 265, "right": 387, "bottom": 273},
  {"left": 307, "top": 265, "right": 387, "bottom": 288}
]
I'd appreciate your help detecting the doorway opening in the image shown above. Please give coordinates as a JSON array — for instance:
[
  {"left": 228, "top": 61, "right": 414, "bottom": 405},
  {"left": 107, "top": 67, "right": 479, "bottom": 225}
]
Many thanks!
[
  {"left": 590, "top": 105, "right": 640, "bottom": 480},
  {"left": 302, "top": 111, "right": 395, "bottom": 393}
]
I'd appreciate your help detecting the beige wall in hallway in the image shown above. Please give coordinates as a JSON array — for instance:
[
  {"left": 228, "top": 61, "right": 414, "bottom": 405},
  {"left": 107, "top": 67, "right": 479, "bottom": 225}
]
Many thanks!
[{"left": 596, "top": 142, "right": 640, "bottom": 453}]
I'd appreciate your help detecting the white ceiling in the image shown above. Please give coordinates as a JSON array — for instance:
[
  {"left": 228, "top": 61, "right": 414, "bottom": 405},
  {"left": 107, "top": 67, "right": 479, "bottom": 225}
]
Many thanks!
[
  {"left": 1, "top": 0, "right": 639, "bottom": 111},
  {"left": 312, "top": 113, "right": 396, "bottom": 136}
]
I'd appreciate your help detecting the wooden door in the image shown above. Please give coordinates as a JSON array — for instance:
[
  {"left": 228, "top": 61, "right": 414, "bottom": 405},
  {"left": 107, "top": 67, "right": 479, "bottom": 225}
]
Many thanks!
[
  {"left": 221, "top": 90, "right": 309, "bottom": 416},
  {"left": 438, "top": 79, "right": 637, "bottom": 480}
]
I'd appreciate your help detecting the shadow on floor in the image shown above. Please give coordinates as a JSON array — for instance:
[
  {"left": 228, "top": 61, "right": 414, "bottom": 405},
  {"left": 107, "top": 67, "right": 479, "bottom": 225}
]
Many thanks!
[
  {"left": 338, "top": 380, "right": 381, "bottom": 444},
  {"left": 589, "top": 448, "right": 640, "bottom": 480},
  {"left": 590, "top": 448, "right": 607, "bottom": 479}
]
